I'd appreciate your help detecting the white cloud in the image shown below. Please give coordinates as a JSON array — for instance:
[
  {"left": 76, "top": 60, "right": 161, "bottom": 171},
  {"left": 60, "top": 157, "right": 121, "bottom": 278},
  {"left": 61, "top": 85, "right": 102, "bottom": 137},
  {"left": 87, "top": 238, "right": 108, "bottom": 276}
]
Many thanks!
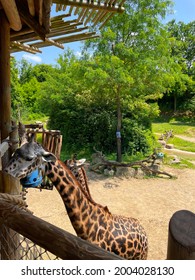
[
  {"left": 22, "top": 54, "right": 42, "bottom": 63},
  {"left": 75, "top": 51, "right": 82, "bottom": 58}
]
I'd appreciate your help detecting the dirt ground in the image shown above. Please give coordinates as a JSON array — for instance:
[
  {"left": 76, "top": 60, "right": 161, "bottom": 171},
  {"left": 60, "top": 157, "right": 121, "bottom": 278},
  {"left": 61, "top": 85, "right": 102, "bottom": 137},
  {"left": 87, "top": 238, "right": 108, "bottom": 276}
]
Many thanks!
[{"left": 26, "top": 165, "right": 195, "bottom": 260}]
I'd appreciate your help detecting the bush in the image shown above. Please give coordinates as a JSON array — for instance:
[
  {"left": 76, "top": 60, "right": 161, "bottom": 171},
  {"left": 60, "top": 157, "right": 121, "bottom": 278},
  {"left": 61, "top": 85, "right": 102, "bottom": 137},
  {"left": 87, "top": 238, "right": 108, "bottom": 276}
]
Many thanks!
[
  {"left": 122, "top": 118, "right": 154, "bottom": 156},
  {"left": 48, "top": 99, "right": 154, "bottom": 158}
]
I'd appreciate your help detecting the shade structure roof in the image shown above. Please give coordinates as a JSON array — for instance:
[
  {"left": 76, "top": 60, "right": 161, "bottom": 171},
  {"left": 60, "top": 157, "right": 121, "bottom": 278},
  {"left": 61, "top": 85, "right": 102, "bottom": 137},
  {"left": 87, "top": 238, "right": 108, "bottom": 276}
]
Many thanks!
[{"left": 0, "top": 0, "right": 125, "bottom": 54}]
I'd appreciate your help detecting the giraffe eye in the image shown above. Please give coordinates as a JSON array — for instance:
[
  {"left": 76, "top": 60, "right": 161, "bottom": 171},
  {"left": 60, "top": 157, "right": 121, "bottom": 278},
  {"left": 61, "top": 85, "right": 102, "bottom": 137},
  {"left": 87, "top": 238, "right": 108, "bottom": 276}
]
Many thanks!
[{"left": 25, "top": 156, "right": 34, "bottom": 161}]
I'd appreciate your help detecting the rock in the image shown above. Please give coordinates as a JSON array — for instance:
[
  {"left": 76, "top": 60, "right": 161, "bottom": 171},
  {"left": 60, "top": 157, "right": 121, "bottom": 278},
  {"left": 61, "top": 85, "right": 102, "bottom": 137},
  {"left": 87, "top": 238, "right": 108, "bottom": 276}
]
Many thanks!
[
  {"left": 104, "top": 169, "right": 114, "bottom": 176},
  {"left": 171, "top": 156, "right": 181, "bottom": 164},
  {"left": 134, "top": 168, "right": 145, "bottom": 179},
  {"left": 166, "top": 144, "right": 174, "bottom": 149},
  {"left": 115, "top": 167, "right": 135, "bottom": 178},
  {"left": 91, "top": 153, "right": 103, "bottom": 164}
]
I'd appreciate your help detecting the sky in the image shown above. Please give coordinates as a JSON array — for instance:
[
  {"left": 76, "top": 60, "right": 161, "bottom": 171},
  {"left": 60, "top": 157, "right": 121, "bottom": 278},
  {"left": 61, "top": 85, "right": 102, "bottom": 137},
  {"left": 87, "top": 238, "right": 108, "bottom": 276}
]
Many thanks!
[{"left": 13, "top": 0, "right": 195, "bottom": 66}]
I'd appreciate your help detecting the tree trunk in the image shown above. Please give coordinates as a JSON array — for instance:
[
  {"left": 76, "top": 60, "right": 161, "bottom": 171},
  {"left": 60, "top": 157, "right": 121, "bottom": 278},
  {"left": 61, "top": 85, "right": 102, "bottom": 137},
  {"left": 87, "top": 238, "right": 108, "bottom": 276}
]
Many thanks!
[
  {"left": 173, "top": 93, "right": 177, "bottom": 113},
  {"left": 116, "top": 90, "right": 122, "bottom": 162}
]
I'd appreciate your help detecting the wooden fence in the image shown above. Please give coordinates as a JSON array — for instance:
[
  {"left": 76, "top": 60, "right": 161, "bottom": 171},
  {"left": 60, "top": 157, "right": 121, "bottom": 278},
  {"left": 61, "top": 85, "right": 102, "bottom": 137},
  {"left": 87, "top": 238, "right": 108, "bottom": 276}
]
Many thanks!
[
  {"left": 0, "top": 196, "right": 122, "bottom": 260},
  {"left": 25, "top": 123, "right": 63, "bottom": 158}
]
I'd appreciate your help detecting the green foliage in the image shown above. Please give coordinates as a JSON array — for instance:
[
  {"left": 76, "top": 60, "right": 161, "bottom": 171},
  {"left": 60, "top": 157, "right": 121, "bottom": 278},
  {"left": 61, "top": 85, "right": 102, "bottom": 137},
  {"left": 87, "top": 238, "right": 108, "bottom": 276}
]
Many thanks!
[
  {"left": 10, "top": 58, "right": 22, "bottom": 119},
  {"left": 10, "top": 1, "right": 195, "bottom": 161},
  {"left": 122, "top": 118, "right": 155, "bottom": 155},
  {"left": 159, "top": 20, "right": 195, "bottom": 112}
]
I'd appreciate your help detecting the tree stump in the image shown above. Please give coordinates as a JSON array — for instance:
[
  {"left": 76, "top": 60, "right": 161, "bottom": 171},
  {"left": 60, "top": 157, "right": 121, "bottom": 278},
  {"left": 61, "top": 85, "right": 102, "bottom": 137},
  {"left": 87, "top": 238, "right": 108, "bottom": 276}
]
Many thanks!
[{"left": 167, "top": 210, "right": 195, "bottom": 260}]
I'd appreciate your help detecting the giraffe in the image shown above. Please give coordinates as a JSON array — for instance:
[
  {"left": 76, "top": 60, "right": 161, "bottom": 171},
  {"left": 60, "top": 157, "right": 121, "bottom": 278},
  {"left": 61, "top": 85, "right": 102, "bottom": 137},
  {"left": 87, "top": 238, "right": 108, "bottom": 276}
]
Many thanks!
[
  {"left": 4, "top": 137, "right": 148, "bottom": 260},
  {"left": 64, "top": 154, "right": 93, "bottom": 201}
]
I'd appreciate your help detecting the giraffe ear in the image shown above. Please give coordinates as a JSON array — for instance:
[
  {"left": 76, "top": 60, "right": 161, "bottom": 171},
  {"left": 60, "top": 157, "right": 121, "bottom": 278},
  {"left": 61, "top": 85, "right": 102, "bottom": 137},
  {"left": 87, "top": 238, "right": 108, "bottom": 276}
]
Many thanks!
[
  {"left": 75, "top": 158, "right": 86, "bottom": 167},
  {"left": 42, "top": 152, "right": 57, "bottom": 162}
]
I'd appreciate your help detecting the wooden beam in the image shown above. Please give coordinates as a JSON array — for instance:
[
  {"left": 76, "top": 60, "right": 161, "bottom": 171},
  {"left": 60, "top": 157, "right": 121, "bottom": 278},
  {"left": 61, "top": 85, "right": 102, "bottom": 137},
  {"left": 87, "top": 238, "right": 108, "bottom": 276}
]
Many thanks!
[
  {"left": 30, "top": 32, "right": 99, "bottom": 48},
  {"left": 42, "top": 0, "right": 52, "bottom": 33},
  {"left": 54, "top": 0, "right": 125, "bottom": 13},
  {"left": 0, "top": 199, "right": 123, "bottom": 260},
  {"left": 45, "top": 38, "right": 64, "bottom": 49},
  {"left": 10, "top": 41, "right": 42, "bottom": 54},
  {"left": 15, "top": 0, "right": 47, "bottom": 41},
  {"left": 39, "top": 0, "right": 43, "bottom": 26},
  {"left": 0, "top": 10, "right": 11, "bottom": 141},
  {"left": 11, "top": 22, "right": 84, "bottom": 44},
  {"left": 11, "top": 26, "right": 33, "bottom": 39},
  {"left": 100, "top": 12, "right": 114, "bottom": 28},
  {"left": 0, "top": 0, "right": 22, "bottom": 31},
  {"left": 27, "top": 0, "right": 35, "bottom": 16},
  {"left": 51, "top": 13, "right": 71, "bottom": 22}
]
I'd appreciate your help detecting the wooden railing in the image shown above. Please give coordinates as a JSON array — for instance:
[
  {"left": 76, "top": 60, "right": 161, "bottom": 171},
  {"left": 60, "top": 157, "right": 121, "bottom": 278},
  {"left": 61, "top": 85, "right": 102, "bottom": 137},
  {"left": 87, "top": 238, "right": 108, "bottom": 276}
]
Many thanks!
[{"left": 0, "top": 197, "right": 123, "bottom": 260}]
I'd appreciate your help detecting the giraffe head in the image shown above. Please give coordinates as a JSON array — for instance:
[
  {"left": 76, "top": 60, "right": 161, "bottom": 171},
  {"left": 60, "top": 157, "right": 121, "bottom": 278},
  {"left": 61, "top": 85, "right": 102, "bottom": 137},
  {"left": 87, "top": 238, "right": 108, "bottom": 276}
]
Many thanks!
[
  {"left": 64, "top": 156, "right": 86, "bottom": 171},
  {"left": 4, "top": 136, "right": 56, "bottom": 179}
]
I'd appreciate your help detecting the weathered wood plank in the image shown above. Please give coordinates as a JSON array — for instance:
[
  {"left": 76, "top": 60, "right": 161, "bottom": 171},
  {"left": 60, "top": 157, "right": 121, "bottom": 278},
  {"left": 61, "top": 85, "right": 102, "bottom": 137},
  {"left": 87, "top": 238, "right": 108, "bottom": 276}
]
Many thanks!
[
  {"left": 0, "top": 139, "right": 9, "bottom": 171},
  {"left": 16, "top": 0, "right": 47, "bottom": 41},
  {"left": 1, "top": 0, "right": 22, "bottom": 31},
  {"left": 0, "top": 10, "right": 11, "bottom": 142},
  {"left": 54, "top": 0, "right": 125, "bottom": 13}
]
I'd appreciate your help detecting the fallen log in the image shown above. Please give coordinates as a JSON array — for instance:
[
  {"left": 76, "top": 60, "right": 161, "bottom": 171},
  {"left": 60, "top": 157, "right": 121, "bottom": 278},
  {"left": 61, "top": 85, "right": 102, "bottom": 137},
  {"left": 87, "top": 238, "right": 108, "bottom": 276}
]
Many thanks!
[{"left": 90, "top": 150, "right": 174, "bottom": 179}]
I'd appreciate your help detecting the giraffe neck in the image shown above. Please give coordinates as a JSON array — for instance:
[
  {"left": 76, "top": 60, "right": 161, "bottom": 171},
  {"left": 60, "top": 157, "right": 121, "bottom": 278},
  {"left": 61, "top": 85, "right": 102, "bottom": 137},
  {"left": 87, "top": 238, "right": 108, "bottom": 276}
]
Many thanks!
[
  {"left": 45, "top": 160, "right": 109, "bottom": 240},
  {"left": 65, "top": 160, "right": 93, "bottom": 201}
]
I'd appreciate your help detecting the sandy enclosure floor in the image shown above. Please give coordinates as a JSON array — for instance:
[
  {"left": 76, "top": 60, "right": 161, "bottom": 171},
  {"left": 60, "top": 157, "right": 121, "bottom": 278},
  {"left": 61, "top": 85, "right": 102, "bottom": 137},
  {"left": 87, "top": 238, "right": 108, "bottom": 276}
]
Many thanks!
[{"left": 26, "top": 166, "right": 195, "bottom": 260}]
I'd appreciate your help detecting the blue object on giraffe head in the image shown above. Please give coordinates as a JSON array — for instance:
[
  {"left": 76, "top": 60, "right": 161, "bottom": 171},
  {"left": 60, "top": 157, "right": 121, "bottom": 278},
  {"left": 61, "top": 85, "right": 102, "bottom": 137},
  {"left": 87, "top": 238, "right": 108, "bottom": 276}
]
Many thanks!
[{"left": 20, "top": 169, "right": 43, "bottom": 188}]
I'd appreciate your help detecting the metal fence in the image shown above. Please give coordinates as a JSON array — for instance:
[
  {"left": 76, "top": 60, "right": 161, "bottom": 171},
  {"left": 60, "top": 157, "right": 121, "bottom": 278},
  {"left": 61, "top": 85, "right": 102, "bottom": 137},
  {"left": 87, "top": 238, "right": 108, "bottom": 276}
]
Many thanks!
[{"left": 0, "top": 224, "right": 60, "bottom": 260}]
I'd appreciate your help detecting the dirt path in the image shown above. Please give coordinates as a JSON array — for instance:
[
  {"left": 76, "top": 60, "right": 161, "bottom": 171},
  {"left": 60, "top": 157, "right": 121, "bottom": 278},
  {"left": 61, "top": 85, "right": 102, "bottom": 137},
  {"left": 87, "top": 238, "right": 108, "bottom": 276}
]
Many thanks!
[
  {"left": 27, "top": 165, "right": 195, "bottom": 260},
  {"left": 174, "top": 134, "right": 195, "bottom": 143}
]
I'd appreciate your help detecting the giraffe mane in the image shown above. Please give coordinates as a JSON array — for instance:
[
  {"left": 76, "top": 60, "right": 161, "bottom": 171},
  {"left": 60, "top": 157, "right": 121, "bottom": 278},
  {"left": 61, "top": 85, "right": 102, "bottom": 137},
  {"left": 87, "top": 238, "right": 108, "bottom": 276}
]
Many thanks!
[{"left": 58, "top": 159, "right": 111, "bottom": 214}]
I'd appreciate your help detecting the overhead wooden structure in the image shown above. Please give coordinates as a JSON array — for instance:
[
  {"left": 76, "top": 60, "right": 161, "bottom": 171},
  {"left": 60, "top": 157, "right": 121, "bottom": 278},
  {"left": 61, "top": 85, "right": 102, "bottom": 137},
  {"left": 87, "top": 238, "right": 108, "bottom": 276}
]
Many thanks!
[
  {"left": 0, "top": 0, "right": 126, "bottom": 178},
  {"left": 0, "top": 0, "right": 126, "bottom": 54},
  {"left": 0, "top": 0, "right": 126, "bottom": 187}
]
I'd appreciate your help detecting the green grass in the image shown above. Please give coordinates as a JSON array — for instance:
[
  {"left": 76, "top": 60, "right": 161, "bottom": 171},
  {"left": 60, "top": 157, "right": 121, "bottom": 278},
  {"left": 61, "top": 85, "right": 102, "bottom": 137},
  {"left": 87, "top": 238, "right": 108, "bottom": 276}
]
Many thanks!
[
  {"left": 152, "top": 118, "right": 195, "bottom": 168},
  {"left": 152, "top": 118, "right": 195, "bottom": 152},
  {"left": 152, "top": 121, "right": 195, "bottom": 136},
  {"left": 163, "top": 154, "right": 195, "bottom": 169},
  {"left": 168, "top": 137, "right": 195, "bottom": 152}
]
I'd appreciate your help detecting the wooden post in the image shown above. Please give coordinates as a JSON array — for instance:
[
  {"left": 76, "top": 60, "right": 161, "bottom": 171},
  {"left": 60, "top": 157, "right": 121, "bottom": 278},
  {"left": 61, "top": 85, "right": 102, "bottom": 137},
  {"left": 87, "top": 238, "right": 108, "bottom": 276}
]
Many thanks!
[
  {"left": 0, "top": 11, "right": 20, "bottom": 194},
  {"left": 167, "top": 210, "right": 195, "bottom": 260},
  {"left": 0, "top": 10, "right": 21, "bottom": 260},
  {"left": 0, "top": 9, "right": 11, "bottom": 142}
]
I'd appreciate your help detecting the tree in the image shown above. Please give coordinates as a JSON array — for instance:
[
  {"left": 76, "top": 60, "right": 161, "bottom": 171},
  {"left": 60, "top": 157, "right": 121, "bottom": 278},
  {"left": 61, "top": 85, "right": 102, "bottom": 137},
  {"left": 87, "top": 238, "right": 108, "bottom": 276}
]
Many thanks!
[
  {"left": 83, "top": 0, "right": 174, "bottom": 160},
  {"left": 18, "top": 58, "right": 33, "bottom": 84},
  {"left": 160, "top": 20, "right": 195, "bottom": 112},
  {"left": 10, "top": 57, "right": 22, "bottom": 119}
]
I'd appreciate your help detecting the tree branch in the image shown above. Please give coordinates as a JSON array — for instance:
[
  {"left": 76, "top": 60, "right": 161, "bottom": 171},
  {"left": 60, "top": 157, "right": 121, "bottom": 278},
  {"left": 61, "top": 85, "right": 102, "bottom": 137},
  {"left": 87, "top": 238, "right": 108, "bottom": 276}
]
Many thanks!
[{"left": 90, "top": 149, "right": 175, "bottom": 179}]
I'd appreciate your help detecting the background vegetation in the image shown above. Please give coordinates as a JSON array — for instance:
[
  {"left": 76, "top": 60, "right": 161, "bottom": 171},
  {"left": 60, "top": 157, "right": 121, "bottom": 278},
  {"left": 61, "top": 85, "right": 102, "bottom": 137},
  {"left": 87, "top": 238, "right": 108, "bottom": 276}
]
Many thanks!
[{"left": 11, "top": 0, "right": 195, "bottom": 161}]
